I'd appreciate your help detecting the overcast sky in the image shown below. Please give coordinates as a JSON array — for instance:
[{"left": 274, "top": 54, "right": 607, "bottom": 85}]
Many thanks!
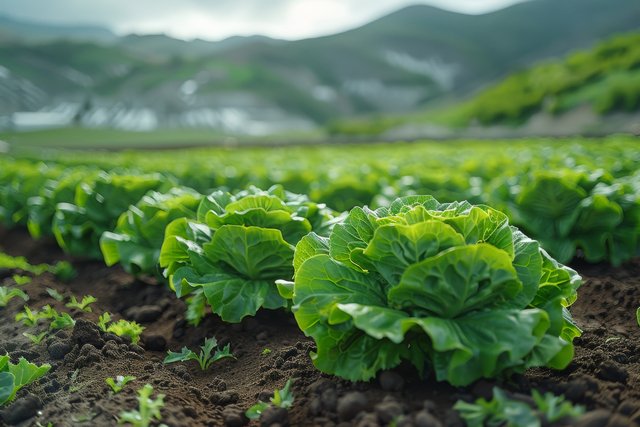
[{"left": 0, "top": 0, "right": 528, "bottom": 41}]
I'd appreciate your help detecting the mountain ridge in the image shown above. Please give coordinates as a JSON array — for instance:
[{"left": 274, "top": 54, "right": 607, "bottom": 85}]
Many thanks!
[{"left": 1, "top": 0, "right": 639, "bottom": 133}]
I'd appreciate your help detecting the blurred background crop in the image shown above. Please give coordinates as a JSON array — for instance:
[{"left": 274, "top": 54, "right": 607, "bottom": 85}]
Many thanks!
[{"left": 0, "top": 0, "right": 639, "bottom": 148}]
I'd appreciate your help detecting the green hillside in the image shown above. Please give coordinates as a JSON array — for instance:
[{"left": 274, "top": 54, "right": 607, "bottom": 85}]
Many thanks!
[{"left": 447, "top": 32, "right": 640, "bottom": 126}]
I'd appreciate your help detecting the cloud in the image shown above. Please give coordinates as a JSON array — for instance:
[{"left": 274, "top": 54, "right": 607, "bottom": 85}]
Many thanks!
[{"left": 0, "top": 0, "right": 527, "bottom": 40}]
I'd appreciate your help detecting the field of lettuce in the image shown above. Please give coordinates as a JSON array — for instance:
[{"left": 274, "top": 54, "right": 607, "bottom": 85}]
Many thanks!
[{"left": 0, "top": 136, "right": 639, "bottom": 427}]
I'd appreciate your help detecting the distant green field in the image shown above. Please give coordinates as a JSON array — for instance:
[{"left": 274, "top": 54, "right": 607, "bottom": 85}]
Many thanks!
[{"left": 0, "top": 127, "right": 324, "bottom": 149}]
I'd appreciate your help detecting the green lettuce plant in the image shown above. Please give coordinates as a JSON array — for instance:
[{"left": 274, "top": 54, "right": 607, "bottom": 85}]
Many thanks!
[
  {"left": 0, "top": 355, "right": 51, "bottom": 405},
  {"left": 159, "top": 185, "right": 339, "bottom": 323},
  {"left": 100, "top": 187, "right": 202, "bottom": 276},
  {"left": 290, "top": 196, "right": 581, "bottom": 386},
  {"left": 52, "top": 172, "right": 169, "bottom": 259},
  {"left": 490, "top": 169, "right": 640, "bottom": 266}
]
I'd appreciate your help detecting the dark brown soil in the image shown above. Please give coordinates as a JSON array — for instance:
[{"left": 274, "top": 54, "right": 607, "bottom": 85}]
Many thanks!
[{"left": 1, "top": 226, "right": 639, "bottom": 427}]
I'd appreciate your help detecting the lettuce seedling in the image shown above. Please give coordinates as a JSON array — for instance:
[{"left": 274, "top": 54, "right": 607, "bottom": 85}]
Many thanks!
[
  {"left": 49, "top": 312, "right": 75, "bottom": 330},
  {"left": 52, "top": 261, "right": 77, "bottom": 282},
  {"left": 65, "top": 295, "right": 97, "bottom": 312},
  {"left": 0, "top": 286, "right": 28, "bottom": 307},
  {"left": 11, "top": 275, "right": 31, "bottom": 286},
  {"left": 23, "top": 332, "right": 47, "bottom": 345},
  {"left": 46, "top": 288, "right": 65, "bottom": 302},
  {"left": 246, "top": 379, "right": 295, "bottom": 420},
  {"left": 0, "top": 355, "right": 51, "bottom": 405},
  {"left": 159, "top": 185, "right": 339, "bottom": 323},
  {"left": 291, "top": 196, "right": 581, "bottom": 386},
  {"left": 105, "top": 375, "right": 136, "bottom": 394},
  {"left": 98, "top": 313, "right": 144, "bottom": 344},
  {"left": 454, "top": 387, "right": 584, "bottom": 427},
  {"left": 97, "top": 312, "right": 111, "bottom": 332},
  {"left": 117, "top": 384, "right": 166, "bottom": 427},
  {"left": 15, "top": 306, "right": 40, "bottom": 327},
  {"left": 164, "top": 337, "right": 234, "bottom": 370},
  {"left": 107, "top": 320, "right": 144, "bottom": 345}
]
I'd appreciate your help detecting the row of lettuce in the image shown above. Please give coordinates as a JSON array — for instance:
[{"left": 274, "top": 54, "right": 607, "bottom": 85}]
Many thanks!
[
  {"left": 0, "top": 153, "right": 587, "bottom": 387},
  {"left": 6, "top": 138, "right": 640, "bottom": 267}
]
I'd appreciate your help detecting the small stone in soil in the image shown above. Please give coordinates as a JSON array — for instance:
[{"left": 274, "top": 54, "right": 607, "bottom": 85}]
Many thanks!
[
  {"left": 124, "top": 305, "right": 163, "bottom": 323},
  {"left": 1, "top": 394, "right": 41, "bottom": 425},
  {"left": 337, "top": 392, "right": 368, "bottom": 421},
  {"left": 596, "top": 361, "right": 628, "bottom": 383},
  {"left": 375, "top": 399, "right": 404, "bottom": 424},
  {"left": 378, "top": 371, "right": 405, "bottom": 392},
  {"left": 47, "top": 340, "right": 72, "bottom": 360},
  {"left": 222, "top": 407, "right": 247, "bottom": 427},
  {"left": 260, "top": 406, "right": 289, "bottom": 427},
  {"left": 414, "top": 410, "right": 443, "bottom": 427},
  {"left": 143, "top": 334, "right": 167, "bottom": 351},
  {"left": 321, "top": 388, "right": 338, "bottom": 412},
  {"left": 575, "top": 410, "right": 612, "bottom": 427}
]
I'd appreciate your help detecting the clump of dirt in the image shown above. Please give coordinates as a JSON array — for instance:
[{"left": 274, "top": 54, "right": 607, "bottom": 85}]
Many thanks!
[{"left": 1, "top": 227, "right": 639, "bottom": 426}]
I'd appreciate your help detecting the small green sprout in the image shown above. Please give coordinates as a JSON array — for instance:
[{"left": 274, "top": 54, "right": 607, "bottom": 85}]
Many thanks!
[
  {"left": 246, "top": 379, "right": 295, "bottom": 420},
  {"left": 49, "top": 312, "right": 75, "bottom": 330},
  {"left": 97, "top": 312, "right": 144, "bottom": 344},
  {"left": 23, "top": 331, "right": 47, "bottom": 344},
  {"left": 0, "top": 286, "right": 28, "bottom": 307},
  {"left": 52, "top": 261, "right": 76, "bottom": 282},
  {"left": 117, "top": 384, "right": 166, "bottom": 427},
  {"left": 106, "top": 375, "right": 136, "bottom": 394},
  {"left": 46, "top": 288, "right": 65, "bottom": 302},
  {"left": 261, "top": 348, "right": 272, "bottom": 356},
  {"left": 65, "top": 295, "right": 97, "bottom": 312},
  {"left": 532, "top": 389, "right": 585, "bottom": 422},
  {"left": 68, "top": 369, "right": 83, "bottom": 393},
  {"left": 164, "top": 337, "right": 235, "bottom": 371},
  {"left": 71, "top": 412, "right": 97, "bottom": 423},
  {"left": 636, "top": 307, "right": 639, "bottom": 327},
  {"left": 107, "top": 319, "right": 144, "bottom": 345},
  {"left": 97, "top": 312, "right": 111, "bottom": 332},
  {"left": 16, "top": 305, "right": 56, "bottom": 326},
  {"left": 16, "top": 305, "right": 40, "bottom": 326},
  {"left": 40, "top": 305, "right": 59, "bottom": 319},
  {"left": 454, "top": 387, "right": 584, "bottom": 427},
  {"left": 11, "top": 275, "right": 31, "bottom": 286}
]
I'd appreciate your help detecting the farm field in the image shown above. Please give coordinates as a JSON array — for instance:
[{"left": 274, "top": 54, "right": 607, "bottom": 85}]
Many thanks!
[{"left": 0, "top": 136, "right": 639, "bottom": 426}]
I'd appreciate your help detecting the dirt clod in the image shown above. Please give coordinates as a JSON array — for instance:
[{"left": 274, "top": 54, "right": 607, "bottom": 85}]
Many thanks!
[
  {"left": 222, "top": 406, "right": 247, "bottom": 427},
  {"left": 71, "top": 319, "right": 105, "bottom": 349},
  {"left": 124, "top": 304, "right": 163, "bottom": 323},
  {"left": 575, "top": 410, "right": 612, "bottom": 427},
  {"left": 143, "top": 334, "right": 167, "bottom": 351},
  {"left": 375, "top": 399, "right": 404, "bottom": 423},
  {"left": 414, "top": 410, "right": 443, "bottom": 427},
  {"left": 338, "top": 392, "right": 368, "bottom": 421},
  {"left": 378, "top": 371, "right": 405, "bottom": 392},
  {"left": 596, "top": 361, "right": 628, "bottom": 383},
  {"left": 260, "top": 406, "right": 290, "bottom": 427},
  {"left": 47, "top": 340, "right": 72, "bottom": 360},
  {"left": 1, "top": 394, "right": 41, "bottom": 425}
]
